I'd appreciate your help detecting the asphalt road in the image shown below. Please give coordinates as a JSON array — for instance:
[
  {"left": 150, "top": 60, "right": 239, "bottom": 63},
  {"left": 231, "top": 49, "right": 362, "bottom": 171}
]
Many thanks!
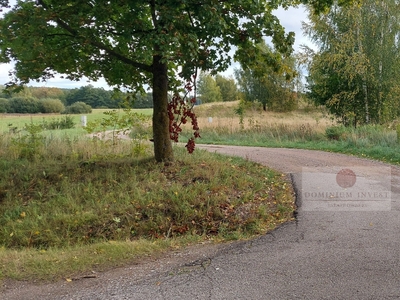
[{"left": 3, "top": 146, "right": 400, "bottom": 299}]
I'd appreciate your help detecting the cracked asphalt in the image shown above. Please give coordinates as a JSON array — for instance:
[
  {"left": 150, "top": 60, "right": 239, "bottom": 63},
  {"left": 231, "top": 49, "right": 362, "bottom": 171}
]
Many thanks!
[{"left": 3, "top": 146, "right": 400, "bottom": 299}]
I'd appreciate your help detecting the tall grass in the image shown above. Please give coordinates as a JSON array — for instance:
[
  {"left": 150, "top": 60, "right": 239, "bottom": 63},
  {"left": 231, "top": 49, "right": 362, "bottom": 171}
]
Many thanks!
[
  {"left": 0, "top": 126, "right": 294, "bottom": 280},
  {"left": 188, "top": 101, "right": 400, "bottom": 164}
]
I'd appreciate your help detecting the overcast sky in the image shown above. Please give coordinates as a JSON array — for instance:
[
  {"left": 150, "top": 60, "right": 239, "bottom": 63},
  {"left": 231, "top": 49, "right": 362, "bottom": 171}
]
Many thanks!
[{"left": 0, "top": 5, "right": 312, "bottom": 90}]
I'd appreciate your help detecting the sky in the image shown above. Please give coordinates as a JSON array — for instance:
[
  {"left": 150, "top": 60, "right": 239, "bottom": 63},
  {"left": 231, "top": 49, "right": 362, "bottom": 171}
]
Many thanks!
[{"left": 0, "top": 5, "right": 312, "bottom": 90}]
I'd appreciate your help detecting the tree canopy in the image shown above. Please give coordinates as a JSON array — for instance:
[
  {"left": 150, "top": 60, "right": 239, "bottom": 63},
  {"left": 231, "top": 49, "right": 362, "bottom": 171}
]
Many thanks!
[
  {"left": 197, "top": 72, "right": 222, "bottom": 103},
  {"left": 304, "top": 0, "right": 400, "bottom": 126},
  {"left": 0, "top": 0, "right": 353, "bottom": 161},
  {"left": 235, "top": 41, "right": 298, "bottom": 112}
]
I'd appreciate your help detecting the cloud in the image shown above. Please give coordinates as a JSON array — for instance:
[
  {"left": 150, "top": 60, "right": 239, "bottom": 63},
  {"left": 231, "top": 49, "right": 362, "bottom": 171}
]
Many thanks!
[{"left": 274, "top": 5, "right": 314, "bottom": 49}]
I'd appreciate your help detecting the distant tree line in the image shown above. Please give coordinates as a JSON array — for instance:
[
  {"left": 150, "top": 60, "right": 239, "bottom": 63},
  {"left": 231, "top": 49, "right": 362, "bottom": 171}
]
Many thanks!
[
  {"left": 0, "top": 85, "right": 154, "bottom": 114},
  {"left": 0, "top": 65, "right": 301, "bottom": 114}
]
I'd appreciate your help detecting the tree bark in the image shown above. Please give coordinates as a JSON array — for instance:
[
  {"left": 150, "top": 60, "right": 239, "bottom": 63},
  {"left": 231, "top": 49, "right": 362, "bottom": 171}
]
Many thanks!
[{"left": 152, "top": 54, "right": 173, "bottom": 162}]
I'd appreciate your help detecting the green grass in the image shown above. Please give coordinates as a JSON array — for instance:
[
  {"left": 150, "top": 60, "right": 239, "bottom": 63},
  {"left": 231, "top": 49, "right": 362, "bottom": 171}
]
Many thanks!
[
  {"left": 0, "top": 108, "right": 152, "bottom": 135},
  {"left": 0, "top": 135, "right": 294, "bottom": 281}
]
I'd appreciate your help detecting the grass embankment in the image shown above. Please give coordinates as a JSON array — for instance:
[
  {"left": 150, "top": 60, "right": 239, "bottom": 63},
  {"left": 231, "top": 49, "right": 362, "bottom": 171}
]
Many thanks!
[{"left": 0, "top": 135, "right": 294, "bottom": 281}]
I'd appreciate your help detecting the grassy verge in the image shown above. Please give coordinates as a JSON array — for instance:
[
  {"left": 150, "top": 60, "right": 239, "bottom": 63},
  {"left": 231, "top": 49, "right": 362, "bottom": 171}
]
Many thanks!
[
  {"left": 0, "top": 139, "right": 294, "bottom": 281},
  {"left": 195, "top": 125, "right": 400, "bottom": 164},
  {"left": 190, "top": 102, "right": 400, "bottom": 165}
]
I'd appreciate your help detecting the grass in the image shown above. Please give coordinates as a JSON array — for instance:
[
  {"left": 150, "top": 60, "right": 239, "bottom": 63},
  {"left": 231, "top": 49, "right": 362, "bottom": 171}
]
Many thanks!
[
  {"left": 2, "top": 100, "right": 399, "bottom": 283},
  {"left": 0, "top": 108, "right": 153, "bottom": 138},
  {"left": 190, "top": 101, "right": 400, "bottom": 164},
  {"left": 0, "top": 135, "right": 294, "bottom": 281}
]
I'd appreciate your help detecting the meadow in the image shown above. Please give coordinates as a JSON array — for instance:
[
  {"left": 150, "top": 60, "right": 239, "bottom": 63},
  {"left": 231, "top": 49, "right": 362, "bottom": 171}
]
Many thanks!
[
  {"left": 0, "top": 108, "right": 153, "bottom": 139},
  {"left": 0, "top": 101, "right": 399, "bottom": 282}
]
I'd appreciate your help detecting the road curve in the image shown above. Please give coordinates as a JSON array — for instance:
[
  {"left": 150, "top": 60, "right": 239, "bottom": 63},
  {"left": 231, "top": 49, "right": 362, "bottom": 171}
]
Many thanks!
[{"left": 3, "top": 146, "right": 400, "bottom": 299}]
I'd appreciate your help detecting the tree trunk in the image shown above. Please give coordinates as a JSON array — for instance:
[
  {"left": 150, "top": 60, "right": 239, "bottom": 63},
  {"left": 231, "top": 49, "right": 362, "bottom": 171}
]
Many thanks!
[
  {"left": 152, "top": 54, "right": 173, "bottom": 162},
  {"left": 356, "top": 21, "right": 369, "bottom": 124}
]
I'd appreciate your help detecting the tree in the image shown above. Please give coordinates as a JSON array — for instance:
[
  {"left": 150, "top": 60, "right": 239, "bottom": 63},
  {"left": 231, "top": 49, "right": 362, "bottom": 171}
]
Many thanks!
[
  {"left": 0, "top": 0, "right": 352, "bottom": 161},
  {"left": 303, "top": 0, "right": 400, "bottom": 126},
  {"left": 215, "top": 75, "right": 239, "bottom": 102},
  {"left": 65, "top": 85, "right": 119, "bottom": 108},
  {"left": 235, "top": 42, "right": 298, "bottom": 112},
  {"left": 132, "top": 93, "right": 153, "bottom": 109},
  {"left": 29, "top": 87, "right": 65, "bottom": 101},
  {"left": 197, "top": 72, "right": 222, "bottom": 103},
  {"left": 0, "top": 98, "right": 10, "bottom": 112}
]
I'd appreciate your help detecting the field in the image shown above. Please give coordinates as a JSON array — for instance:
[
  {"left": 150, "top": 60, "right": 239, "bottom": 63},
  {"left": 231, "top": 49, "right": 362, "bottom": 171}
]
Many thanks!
[
  {"left": 0, "top": 101, "right": 399, "bottom": 282},
  {"left": 0, "top": 108, "right": 153, "bottom": 138}
]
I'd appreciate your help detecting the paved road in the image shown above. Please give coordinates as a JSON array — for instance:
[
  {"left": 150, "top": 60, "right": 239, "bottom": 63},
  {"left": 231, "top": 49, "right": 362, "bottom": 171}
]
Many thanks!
[{"left": 3, "top": 146, "right": 400, "bottom": 299}]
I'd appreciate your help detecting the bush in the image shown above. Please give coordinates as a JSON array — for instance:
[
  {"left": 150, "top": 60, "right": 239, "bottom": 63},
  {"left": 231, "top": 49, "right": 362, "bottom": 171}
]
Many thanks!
[
  {"left": 41, "top": 116, "right": 75, "bottom": 130},
  {"left": 0, "top": 98, "right": 10, "bottom": 113},
  {"left": 9, "top": 96, "right": 41, "bottom": 113},
  {"left": 39, "top": 98, "right": 65, "bottom": 113},
  {"left": 325, "top": 125, "right": 347, "bottom": 140},
  {"left": 62, "top": 101, "right": 92, "bottom": 114}
]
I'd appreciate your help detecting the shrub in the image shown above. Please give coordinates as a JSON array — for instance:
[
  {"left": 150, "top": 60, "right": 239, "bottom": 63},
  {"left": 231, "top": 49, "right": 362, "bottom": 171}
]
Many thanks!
[
  {"left": 41, "top": 116, "right": 75, "bottom": 130},
  {"left": 62, "top": 101, "right": 92, "bottom": 114},
  {"left": 39, "top": 98, "right": 65, "bottom": 113},
  {"left": 0, "top": 98, "right": 10, "bottom": 113},
  {"left": 9, "top": 96, "right": 41, "bottom": 113},
  {"left": 325, "top": 125, "right": 346, "bottom": 140}
]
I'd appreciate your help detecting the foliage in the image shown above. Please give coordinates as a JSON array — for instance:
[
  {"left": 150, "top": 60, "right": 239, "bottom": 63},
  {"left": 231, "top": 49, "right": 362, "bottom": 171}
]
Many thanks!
[
  {"left": 215, "top": 74, "right": 239, "bottom": 102},
  {"left": 84, "top": 108, "right": 152, "bottom": 155},
  {"left": 0, "top": 144, "right": 294, "bottom": 250},
  {"left": 325, "top": 125, "right": 347, "bottom": 140},
  {"left": 197, "top": 72, "right": 222, "bottom": 103},
  {"left": 0, "top": 97, "right": 10, "bottom": 113},
  {"left": 29, "top": 87, "right": 65, "bottom": 102},
  {"left": 235, "top": 41, "right": 298, "bottom": 112},
  {"left": 234, "top": 100, "right": 246, "bottom": 129},
  {"left": 303, "top": 0, "right": 400, "bottom": 126},
  {"left": 0, "top": 96, "right": 64, "bottom": 113},
  {"left": 132, "top": 92, "right": 153, "bottom": 109},
  {"left": 9, "top": 122, "right": 45, "bottom": 161},
  {"left": 167, "top": 80, "right": 200, "bottom": 153},
  {"left": 41, "top": 116, "right": 75, "bottom": 130},
  {"left": 39, "top": 98, "right": 65, "bottom": 113},
  {"left": 0, "top": 0, "right": 307, "bottom": 162},
  {"left": 65, "top": 85, "right": 123, "bottom": 108},
  {"left": 62, "top": 101, "right": 92, "bottom": 114},
  {"left": 8, "top": 96, "right": 41, "bottom": 113}
]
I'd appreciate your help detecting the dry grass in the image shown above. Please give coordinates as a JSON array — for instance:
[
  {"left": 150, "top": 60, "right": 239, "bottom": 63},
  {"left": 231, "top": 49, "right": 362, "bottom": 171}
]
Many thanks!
[{"left": 193, "top": 101, "right": 335, "bottom": 134}]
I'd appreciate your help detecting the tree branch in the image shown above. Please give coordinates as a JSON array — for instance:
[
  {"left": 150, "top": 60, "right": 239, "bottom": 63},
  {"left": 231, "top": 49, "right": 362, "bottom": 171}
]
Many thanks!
[{"left": 36, "top": 0, "right": 153, "bottom": 73}]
